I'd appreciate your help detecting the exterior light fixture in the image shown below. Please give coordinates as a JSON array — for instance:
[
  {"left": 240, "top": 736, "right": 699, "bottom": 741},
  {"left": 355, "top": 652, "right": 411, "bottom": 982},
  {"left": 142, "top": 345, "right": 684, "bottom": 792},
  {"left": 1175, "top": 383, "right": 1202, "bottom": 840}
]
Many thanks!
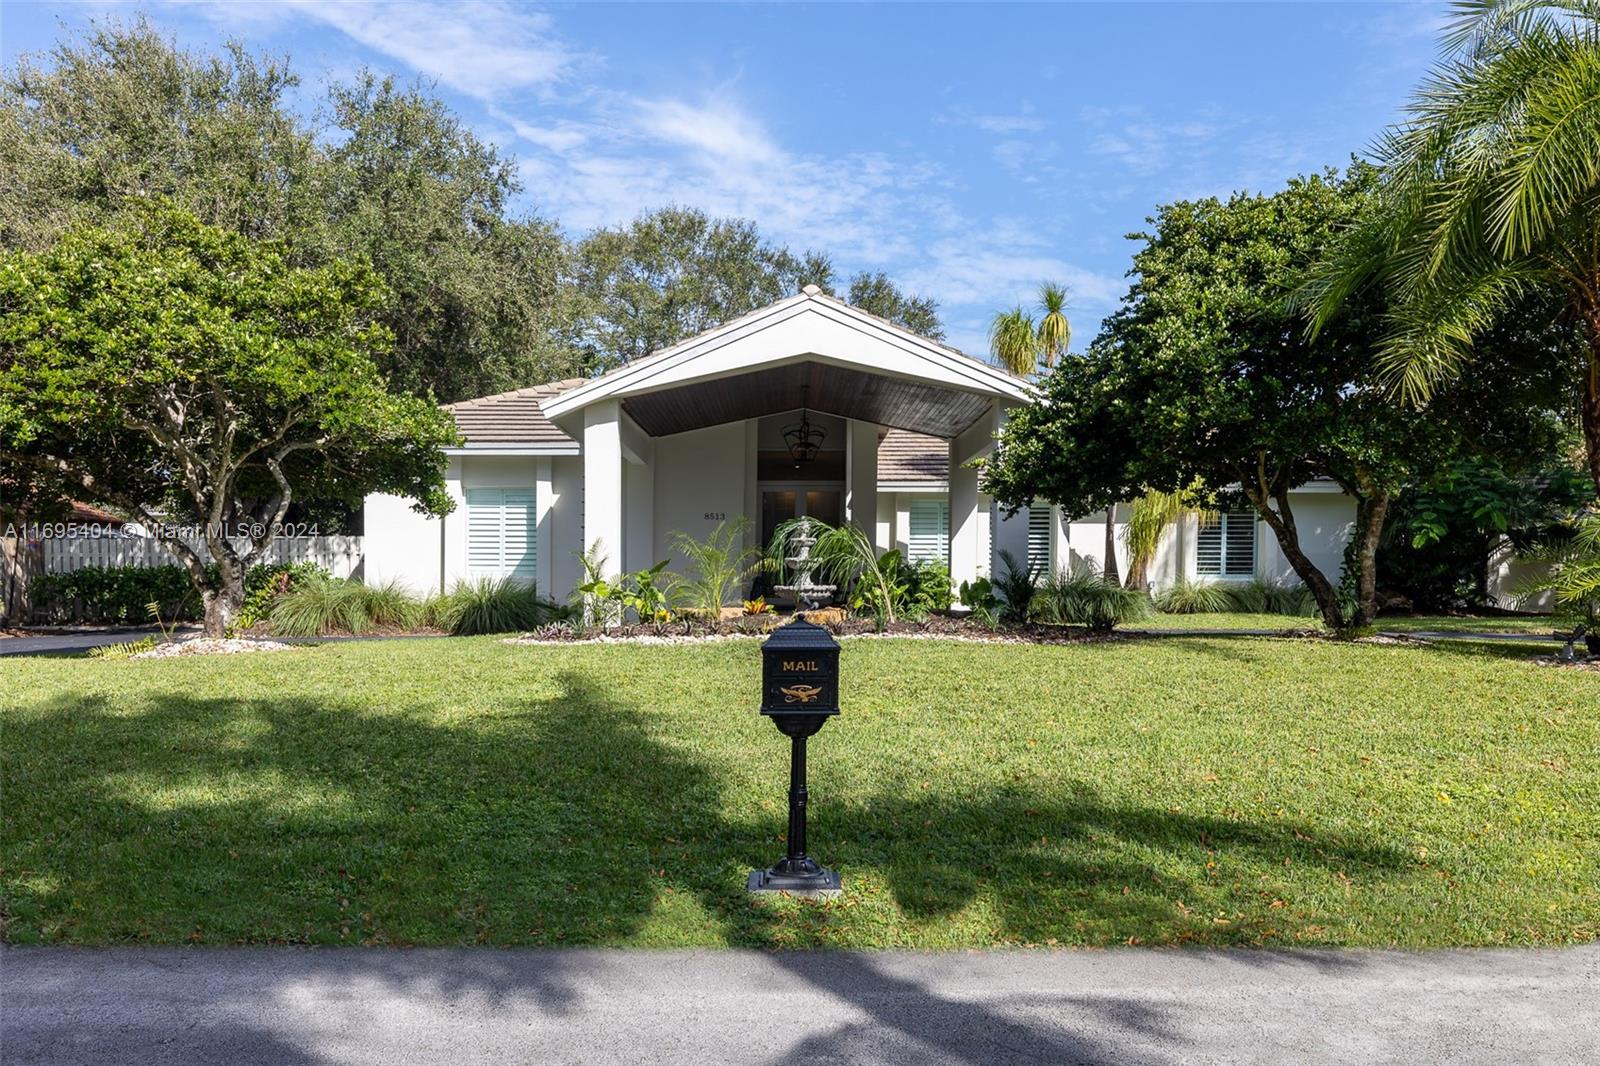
[{"left": 783, "top": 386, "right": 826, "bottom": 467}]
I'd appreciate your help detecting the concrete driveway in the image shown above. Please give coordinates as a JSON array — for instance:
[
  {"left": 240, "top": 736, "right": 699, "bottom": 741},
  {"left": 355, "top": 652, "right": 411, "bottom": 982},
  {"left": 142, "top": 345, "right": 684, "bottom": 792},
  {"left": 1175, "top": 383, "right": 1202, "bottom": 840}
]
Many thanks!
[{"left": 3, "top": 945, "right": 1595, "bottom": 1065}]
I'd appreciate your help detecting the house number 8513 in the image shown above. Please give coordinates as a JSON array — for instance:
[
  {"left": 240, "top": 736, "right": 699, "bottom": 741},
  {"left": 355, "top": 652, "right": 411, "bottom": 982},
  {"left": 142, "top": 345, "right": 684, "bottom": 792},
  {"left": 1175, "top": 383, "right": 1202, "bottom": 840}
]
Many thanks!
[{"left": 704, "top": 512, "right": 726, "bottom": 521}]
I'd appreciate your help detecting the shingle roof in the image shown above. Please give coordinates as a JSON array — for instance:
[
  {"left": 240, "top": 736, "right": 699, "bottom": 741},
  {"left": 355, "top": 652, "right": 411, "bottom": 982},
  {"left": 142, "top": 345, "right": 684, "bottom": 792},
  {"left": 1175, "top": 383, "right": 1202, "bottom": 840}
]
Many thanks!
[
  {"left": 877, "top": 429, "right": 948, "bottom": 484},
  {"left": 445, "top": 379, "right": 584, "bottom": 446}
]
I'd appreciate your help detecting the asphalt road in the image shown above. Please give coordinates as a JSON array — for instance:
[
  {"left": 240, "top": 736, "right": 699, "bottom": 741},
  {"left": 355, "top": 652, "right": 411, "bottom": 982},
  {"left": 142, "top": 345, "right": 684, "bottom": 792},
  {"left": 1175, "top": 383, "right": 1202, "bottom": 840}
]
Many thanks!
[{"left": 3, "top": 945, "right": 1595, "bottom": 1065}]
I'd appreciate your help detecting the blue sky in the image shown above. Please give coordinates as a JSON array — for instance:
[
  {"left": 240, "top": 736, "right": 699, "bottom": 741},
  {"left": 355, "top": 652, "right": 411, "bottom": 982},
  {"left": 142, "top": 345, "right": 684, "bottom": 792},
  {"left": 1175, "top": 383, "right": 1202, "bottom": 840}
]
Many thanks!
[{"left": 2, "top": 1, "right": 1449, "bottom": 356}]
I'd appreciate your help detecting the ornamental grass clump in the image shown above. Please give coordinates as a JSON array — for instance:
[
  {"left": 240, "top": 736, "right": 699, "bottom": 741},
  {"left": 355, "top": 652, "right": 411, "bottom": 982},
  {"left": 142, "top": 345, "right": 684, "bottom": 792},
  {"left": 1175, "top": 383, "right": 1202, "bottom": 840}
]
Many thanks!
[
  {"left": 434, "top": 577, "right": 563, "bottom": 636},
  {"left": 1230, "top": 578, "right": 1318, "bottom": 616},
  {"left": 1032, "top": 562, "right": 1151, "bottom": 631},
  {"left": 1153, "top": 577, "right": 1236, "bottom": 615}
]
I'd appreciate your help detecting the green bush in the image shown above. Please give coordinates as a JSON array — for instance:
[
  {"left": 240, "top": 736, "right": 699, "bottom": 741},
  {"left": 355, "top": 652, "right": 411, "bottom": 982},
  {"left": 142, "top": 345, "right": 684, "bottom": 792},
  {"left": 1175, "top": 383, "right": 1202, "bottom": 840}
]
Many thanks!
[
  {"left": 1231, "top": 578, "right": 1317, "bottom": 616},
  {"left": 994, "top": 549, "right": 1041, "bottom": 622},
  {"left": 902, "top": 559, "right": 953, "bottom": 616},
  {"left": 433, "top": 577, "right": 564, "bottom": 636},
  {"left": 238, "top": 562, "right": 330, "bottom": 629},
  {"left": 30, "top": 565, "right": 198, "bottom": 624},
  {"left": 1033, "top": 562, "right": 1151, "bottom": 631},
  {"left": 1154, "top": 577, "right": 1237, "bottom": 614},
  {"left": 268, "top": 575, "right": 429, "bottom": 637}
]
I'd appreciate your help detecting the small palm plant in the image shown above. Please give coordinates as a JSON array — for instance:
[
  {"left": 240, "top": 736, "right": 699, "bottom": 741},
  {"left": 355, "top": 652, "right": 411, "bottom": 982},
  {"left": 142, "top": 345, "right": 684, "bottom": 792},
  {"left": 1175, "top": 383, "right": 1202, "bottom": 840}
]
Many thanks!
[
  {"left": 668, "top": 518, "right": 764, "bottom": 629},
  {"left": 1520, "top": 512, "right": 1600, "bottom": 649}
]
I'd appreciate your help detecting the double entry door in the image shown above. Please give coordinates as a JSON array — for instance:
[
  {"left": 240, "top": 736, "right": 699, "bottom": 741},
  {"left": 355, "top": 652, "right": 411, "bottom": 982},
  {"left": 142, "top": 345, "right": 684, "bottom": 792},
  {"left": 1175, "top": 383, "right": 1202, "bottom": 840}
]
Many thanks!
[{"left": 759, "top": 484, "right": 842, "bottom": 601}]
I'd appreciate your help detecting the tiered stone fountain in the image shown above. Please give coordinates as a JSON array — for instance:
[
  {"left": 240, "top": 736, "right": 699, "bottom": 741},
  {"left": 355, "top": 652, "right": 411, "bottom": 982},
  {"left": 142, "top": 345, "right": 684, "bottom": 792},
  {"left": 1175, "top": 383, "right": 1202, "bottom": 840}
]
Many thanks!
[{"left": 774, "top": 517, "right": 836, "bottom": 614}]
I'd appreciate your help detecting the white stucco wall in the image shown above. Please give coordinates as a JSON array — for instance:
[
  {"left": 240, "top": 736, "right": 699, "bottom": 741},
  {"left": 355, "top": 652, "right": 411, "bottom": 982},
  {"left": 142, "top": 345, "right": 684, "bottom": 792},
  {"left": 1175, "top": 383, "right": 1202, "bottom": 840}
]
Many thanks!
[
  {"left": 653, "top": 421, "right": 750, "bottom": 582},
  {"left": 1257, "top": 492, "right": 1355, "bottom": 586},
  {"left": 361, "top": 491, "right": 442, "bottom": 595},
  {"left": 550, "top": 456, "right": 584, "bottom": 601}
]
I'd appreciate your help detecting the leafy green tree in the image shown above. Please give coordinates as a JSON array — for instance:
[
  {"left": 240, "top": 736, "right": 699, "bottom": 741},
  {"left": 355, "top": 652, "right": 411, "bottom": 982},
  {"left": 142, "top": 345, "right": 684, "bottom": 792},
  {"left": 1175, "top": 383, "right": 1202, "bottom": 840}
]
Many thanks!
[
  {"left": 1, "top": 21, "right": 580, "bottom": 402},
  {"left": 321, "top": 73, "right": 582, "bottom": 400},
  {"left": 985, "top": 168, "right": 1563, "bottom": 629},
  {"left": 845, "top": 271, "right": 944, "bottom": 340},
  {"left": 0, "top": 20, "right": 322, "bottom": 252},
  {"left": 1300, "top": 0, "right": 1600, "bottom": 496},
  {"left": 1379, "top": 452, "right": 1592, "bottom": 609},
  {"left": 573, "top": 207, "right": 942, "bottom": 366},
  {"left": 573, "top": 207, "right": 822, "bottom": 367},
  {"left": 0, "top": 207, "right": 457, "bottom": 635}
]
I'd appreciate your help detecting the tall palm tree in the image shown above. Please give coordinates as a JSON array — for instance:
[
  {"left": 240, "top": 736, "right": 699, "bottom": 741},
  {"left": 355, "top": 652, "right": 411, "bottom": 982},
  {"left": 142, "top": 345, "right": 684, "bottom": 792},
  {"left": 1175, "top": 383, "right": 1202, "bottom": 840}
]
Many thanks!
[
  {"left": 989, "top": 283, "right": 1073, "bottom": 376},
  {"left": 988, "top": 306, "right": 1038, "bottom": 377},
  {"left": 1036, "top": 282, "right": 1072, "bottom": 369},
  {"left": 1300, "top": 0, "right": 1600, "bottom": 496}
]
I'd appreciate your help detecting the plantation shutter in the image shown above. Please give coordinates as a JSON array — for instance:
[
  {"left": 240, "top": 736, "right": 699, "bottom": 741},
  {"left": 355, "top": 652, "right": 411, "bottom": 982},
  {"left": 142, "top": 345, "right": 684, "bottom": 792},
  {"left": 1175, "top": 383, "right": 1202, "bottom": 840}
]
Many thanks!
[
  {"left": 1223, "top": 510, "right": 1256, "bottom": 577},
  {"left": 907, "top": 499, "right": 949, "bottom": 565},
  {"left": 1196, "top": 509, "right": 1255, "bottom": 578},
  {"left": 466, "top": 488, "right": 537, "bottom": 583},
  {"left": 1027, "top": 504, "right": 1051, "bottom": 574}
]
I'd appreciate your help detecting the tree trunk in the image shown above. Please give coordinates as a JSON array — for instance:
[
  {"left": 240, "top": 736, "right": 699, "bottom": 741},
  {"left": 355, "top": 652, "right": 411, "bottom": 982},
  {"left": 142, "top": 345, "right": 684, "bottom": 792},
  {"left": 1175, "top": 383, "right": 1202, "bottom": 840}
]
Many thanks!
[
  {"left": 1582, "top": 337, "right": 1600, "bottom": 499},
  {"left": 1347, "top": 489, "right": 1391, "bottom": 628},
  {"left": 1578, "top": 290, "right": 1600, "bottom": 497},
  {"left": 1102, "top": 507, "right": 1121, "bottom": 585},
  {"left": 1124, "top": 554, "right": 1149, "bottom": 591},
  {"left": 1246, "top": 485, "right": 1343, "bottom": 630}
]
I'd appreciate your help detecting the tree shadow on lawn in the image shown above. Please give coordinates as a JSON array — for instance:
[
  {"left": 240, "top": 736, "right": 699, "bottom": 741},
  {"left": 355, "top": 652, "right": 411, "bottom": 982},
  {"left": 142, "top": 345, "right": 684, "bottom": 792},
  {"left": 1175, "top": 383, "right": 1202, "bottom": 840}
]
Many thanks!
[{"left": 4, "top": 670, "right": 1412, "bottom": 1059}]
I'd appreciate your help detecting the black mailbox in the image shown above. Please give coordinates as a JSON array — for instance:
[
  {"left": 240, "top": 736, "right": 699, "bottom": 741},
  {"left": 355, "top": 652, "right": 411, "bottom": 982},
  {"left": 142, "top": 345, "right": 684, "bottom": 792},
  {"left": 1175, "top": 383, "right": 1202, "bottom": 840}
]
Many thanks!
[
  {"left": 749, "top": 616, "right": 843, "bottom": 896},
  {"left": 760, "top": 616, "right": 841, "bottom": 726}
]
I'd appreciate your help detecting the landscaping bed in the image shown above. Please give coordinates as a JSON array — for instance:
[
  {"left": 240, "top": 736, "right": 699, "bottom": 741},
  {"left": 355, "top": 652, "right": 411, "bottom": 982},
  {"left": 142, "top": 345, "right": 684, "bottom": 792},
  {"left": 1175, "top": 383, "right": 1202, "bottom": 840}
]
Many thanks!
[{"left": 2, "top": 636, "right": 1594, "bottom": 950}]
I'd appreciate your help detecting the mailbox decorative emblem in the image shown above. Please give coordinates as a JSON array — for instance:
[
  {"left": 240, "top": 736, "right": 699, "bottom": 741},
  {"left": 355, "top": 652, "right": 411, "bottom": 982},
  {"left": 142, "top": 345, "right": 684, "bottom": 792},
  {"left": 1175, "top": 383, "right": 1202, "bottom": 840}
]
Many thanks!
[{"left": 749, "top": 615, "right": 843, "bottom": 897}]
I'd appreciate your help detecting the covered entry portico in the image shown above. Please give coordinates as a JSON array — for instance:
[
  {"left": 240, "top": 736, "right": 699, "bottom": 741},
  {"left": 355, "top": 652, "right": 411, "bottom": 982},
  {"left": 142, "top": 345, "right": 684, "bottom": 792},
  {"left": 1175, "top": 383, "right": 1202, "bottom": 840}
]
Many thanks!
[{"left": 540, "top": 286, "right": 1030, "bottom": 597}]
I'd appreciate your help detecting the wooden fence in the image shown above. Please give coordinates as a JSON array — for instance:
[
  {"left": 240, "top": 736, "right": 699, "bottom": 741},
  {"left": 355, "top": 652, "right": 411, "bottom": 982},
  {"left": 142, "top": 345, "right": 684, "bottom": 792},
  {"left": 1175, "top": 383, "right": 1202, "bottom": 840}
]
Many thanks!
[{"left": 39, "top": 535, "right": 364, "bottom": 578}]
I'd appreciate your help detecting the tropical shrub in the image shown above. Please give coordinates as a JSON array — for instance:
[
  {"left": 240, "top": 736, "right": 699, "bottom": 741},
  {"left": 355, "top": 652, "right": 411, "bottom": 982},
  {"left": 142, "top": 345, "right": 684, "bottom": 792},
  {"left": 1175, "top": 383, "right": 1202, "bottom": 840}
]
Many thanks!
[
  {"left": 957, "top": 576, "right": 1003, "bottom": 630},
  {"left": 1033, "top": 562, "right": 1151, "bottom": 631},
  {"left": 1230, "top": 578, "right": 1317, "bottom": 616},
  {"left": 903, "top": 559, "right": 954, "bottom": 616},
  {"left": 435, "top": 576, "right": 563, "bottom": 636},
  {"left": 237, "top": 562, "right": 330, "bottom": 630},
  {"left": 1153, "top": 577, "right": 1236, "bottom": 615},
  {"left": 669, "top": 518, "right": 764, "bottom": 628},
  {"left": 993, "top": 549, "right": 1040, "bottom": 622}
]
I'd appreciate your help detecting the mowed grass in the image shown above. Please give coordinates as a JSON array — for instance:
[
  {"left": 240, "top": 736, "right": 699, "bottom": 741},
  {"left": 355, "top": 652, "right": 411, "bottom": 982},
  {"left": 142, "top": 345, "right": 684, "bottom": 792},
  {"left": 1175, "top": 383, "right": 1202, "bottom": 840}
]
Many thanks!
[
  {"left": 1134, "top": 612, "right": 1557, "bottom": 636},
  {"left": 2, "top": 635, "right": 1595, "bottom": 949}
]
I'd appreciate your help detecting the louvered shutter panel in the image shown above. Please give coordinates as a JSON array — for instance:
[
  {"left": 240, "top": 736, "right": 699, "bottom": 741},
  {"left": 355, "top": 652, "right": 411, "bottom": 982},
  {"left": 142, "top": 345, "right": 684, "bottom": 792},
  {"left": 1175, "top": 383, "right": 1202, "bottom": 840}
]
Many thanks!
[
  {"left": 466, "top": 488, "right": 537, "bottom": 582},
  {"left": 502, "top": 489, "right": 537, "bottom": 582},
  {"left": 1027, "top": 504, "right": 1051, "bottom": 574},
  {"left": 467, "top": 489, "right": 504, "bottom": 577},
  {"left": 908, "top": 499, "right": 949, "bottom": 564},
  {"left": 1195, "top": 515, "right": 1223, "bottom": 576},
  {"left": 1223, "top": 509, "right": 1255, "bottom": 577}
]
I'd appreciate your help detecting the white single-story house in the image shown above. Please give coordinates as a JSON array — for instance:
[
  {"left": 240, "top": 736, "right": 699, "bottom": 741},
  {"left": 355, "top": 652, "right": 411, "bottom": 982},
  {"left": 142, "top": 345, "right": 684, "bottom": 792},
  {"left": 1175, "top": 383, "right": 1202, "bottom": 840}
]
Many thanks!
[{"left": 363, "top": 286, "right": 1358, "bottom": 603}]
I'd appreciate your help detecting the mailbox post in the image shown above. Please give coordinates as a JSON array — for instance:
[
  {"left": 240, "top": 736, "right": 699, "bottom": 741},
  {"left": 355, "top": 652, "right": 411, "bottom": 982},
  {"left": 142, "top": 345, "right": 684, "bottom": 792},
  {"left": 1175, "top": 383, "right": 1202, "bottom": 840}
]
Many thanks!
[{"left": 748, "top": 615, "right": 842, "bottom": 896}]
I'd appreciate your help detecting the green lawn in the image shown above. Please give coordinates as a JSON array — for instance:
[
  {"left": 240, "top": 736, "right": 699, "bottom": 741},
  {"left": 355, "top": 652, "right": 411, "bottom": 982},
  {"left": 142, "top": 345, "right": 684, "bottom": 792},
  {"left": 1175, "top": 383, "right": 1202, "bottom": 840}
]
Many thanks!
[
  {"left": 1133, "top": 612, "right": 1558, "bottom": 636},
  {"left": 2, "top": 635, "right": 1595, "bottom": 949}
]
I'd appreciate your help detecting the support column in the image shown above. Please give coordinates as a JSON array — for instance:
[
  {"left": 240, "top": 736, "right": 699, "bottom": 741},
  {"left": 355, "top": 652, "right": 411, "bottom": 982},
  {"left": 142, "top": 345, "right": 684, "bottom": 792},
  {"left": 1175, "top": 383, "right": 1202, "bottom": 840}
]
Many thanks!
[
  {"left": 535, "top": 457, "right": 553, "bottom": 594},
  {"left": 845, "top": 420, "right": 878, "bottom": 536},
  {"left": 949, "top": 439, "right": 982, "bottom": 593},
  {"left": 583, "top": 400, "right": 624, "bottom": 575}
]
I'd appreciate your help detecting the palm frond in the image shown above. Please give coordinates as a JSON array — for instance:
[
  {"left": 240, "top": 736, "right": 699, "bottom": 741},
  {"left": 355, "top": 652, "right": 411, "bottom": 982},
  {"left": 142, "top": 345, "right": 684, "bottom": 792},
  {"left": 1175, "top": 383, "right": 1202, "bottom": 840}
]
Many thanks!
[{"left": 989, "top": 306, "right": 1038, "bottom": 377}]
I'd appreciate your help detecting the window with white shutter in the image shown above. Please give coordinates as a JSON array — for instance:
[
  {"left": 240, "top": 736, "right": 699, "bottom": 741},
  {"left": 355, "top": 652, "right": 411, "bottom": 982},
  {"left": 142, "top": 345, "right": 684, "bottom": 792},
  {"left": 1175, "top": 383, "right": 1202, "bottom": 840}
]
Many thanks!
[
  {"left": 466, "top": 488, "right": 537, "bottom": 583},
  {"left": 907, "top": 499, "right": 949, "bottom": 565},
  {"left": 1027, "top": 503, "right": 1052, "bottom": 575},
  {"left": 1195, "top": 509, "right": 1255, "bottom": 578}
]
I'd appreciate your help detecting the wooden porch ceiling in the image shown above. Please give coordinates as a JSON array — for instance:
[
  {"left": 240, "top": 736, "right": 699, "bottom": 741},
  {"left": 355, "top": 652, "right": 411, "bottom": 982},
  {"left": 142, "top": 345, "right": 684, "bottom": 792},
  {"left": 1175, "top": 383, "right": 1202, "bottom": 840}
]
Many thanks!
[{"left": 619, "top": 360, "right": 993, "bottom": 439}]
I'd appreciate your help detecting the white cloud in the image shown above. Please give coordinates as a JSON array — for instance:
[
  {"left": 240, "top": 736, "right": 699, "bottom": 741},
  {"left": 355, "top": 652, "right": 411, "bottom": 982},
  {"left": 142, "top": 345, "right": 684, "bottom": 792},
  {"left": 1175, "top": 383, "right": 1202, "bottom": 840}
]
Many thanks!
[
  {"left": 278, "top": 0, "right": 576, "bottom": 100},
  {"left": 635, "top": 97, "right": 780, "bottom": 164},
  {"left": 972, "top": 114, "right": 1047, "bottom": 134}
]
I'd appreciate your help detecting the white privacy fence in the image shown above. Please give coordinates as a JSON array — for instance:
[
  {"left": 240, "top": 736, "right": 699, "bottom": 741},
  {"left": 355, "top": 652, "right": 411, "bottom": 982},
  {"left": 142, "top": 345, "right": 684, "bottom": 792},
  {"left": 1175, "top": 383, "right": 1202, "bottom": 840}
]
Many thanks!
[{"left": 41, "top": 535, "right": 364, "bottom": 578}]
